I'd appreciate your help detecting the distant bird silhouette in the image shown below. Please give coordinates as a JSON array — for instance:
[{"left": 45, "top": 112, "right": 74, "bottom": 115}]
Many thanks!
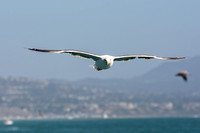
[{"left": 176, "top": 71, "right": 189, "bottom": 82}]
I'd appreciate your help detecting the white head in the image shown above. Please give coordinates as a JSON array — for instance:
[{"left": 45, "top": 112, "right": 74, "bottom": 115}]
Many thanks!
[
  {"left": 94, "top": 55, "right": 114, "bottom": 70},
  {"left": 101, "top": 55, "right": 114, "bottom": 66}
]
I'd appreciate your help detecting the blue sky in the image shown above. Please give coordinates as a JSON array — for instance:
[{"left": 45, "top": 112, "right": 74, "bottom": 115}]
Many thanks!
[{"left": 0, "top": 0, "right": 200, "bottom": 81}]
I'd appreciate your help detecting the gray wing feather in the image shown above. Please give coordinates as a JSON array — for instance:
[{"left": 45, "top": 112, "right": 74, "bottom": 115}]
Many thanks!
[
  {"left": 28, "top": 48, "right": 101, "bottom": 61},
  {"left": 114, "top": 55, "right": 186, "bottom": 61}
]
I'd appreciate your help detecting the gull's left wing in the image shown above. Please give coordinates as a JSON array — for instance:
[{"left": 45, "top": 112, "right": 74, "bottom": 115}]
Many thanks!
[
  {"left": 114, "top": 55, "right": 186, "bottom": 61},
  {"left": 28, "top": 48, "right": 101, "bottom": 61}
]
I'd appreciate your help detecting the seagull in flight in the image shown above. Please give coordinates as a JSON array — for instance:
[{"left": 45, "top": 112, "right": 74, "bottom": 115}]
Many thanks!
[{"left": 28, "top": 48, "right": 186, "bottom": 71}]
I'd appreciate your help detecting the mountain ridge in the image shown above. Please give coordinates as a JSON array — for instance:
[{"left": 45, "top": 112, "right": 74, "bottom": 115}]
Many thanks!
[{"left": 75, "top": 55, "right": 200, "bottom": 91}]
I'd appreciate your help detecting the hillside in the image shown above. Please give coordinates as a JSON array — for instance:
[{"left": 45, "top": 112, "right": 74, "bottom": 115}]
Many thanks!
[
  {"left": 0, "top": 56, "right": 200, "bottom": 119},
  {"left": 77, "top": 56, "right": 200, "bottom": 92}
]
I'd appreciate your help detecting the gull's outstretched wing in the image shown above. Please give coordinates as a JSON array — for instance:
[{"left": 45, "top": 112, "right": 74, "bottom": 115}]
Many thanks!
[
  {"left": 114, "top": 55, "right": 186, "bottom": 61},
  {"left": 28, "top": 48, "right": 101, "bottom": 61},
  {"left": 181, "top": 75, "right": 187, "bottom": 81}
]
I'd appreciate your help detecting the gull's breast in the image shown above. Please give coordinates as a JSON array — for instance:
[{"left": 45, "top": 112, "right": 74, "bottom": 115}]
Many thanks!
[{"left": 95, "top": 59, "right": 111, "bottom": 70}]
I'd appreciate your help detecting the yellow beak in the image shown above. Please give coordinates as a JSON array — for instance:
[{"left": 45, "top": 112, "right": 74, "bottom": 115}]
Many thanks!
[{"left": 107, "top": 61, "right": 109, "bottom": 65}]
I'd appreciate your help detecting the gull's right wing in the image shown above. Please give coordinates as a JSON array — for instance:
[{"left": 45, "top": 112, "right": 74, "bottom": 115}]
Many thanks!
[{"left": 28, "top": 48, "right": 101, "bottom": 61}]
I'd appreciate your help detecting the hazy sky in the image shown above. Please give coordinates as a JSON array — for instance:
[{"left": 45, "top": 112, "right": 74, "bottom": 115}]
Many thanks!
[{"left": 0, "top": 0, "right": 200, "bottom": 81}]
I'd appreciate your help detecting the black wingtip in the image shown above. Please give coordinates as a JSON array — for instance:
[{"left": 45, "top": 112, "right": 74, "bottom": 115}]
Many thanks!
[
  {"left": 26, "top": 47, "right": 35, "bottom": 51},
  {"left": 27, "top": 48, "right": 46, "bottom": 52},
  {"left": 163, "top": 56, "right": 187, "bottom": 60}
]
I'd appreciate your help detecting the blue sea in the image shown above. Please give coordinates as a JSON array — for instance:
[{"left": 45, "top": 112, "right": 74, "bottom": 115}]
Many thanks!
[{"left": 1, "top": 118, "right": 200, "bottom": 133}]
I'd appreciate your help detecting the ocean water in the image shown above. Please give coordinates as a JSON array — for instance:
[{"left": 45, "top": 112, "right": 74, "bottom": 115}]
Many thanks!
[{"left": 1, "top": 118, "right": 200, "bottom": 133}]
